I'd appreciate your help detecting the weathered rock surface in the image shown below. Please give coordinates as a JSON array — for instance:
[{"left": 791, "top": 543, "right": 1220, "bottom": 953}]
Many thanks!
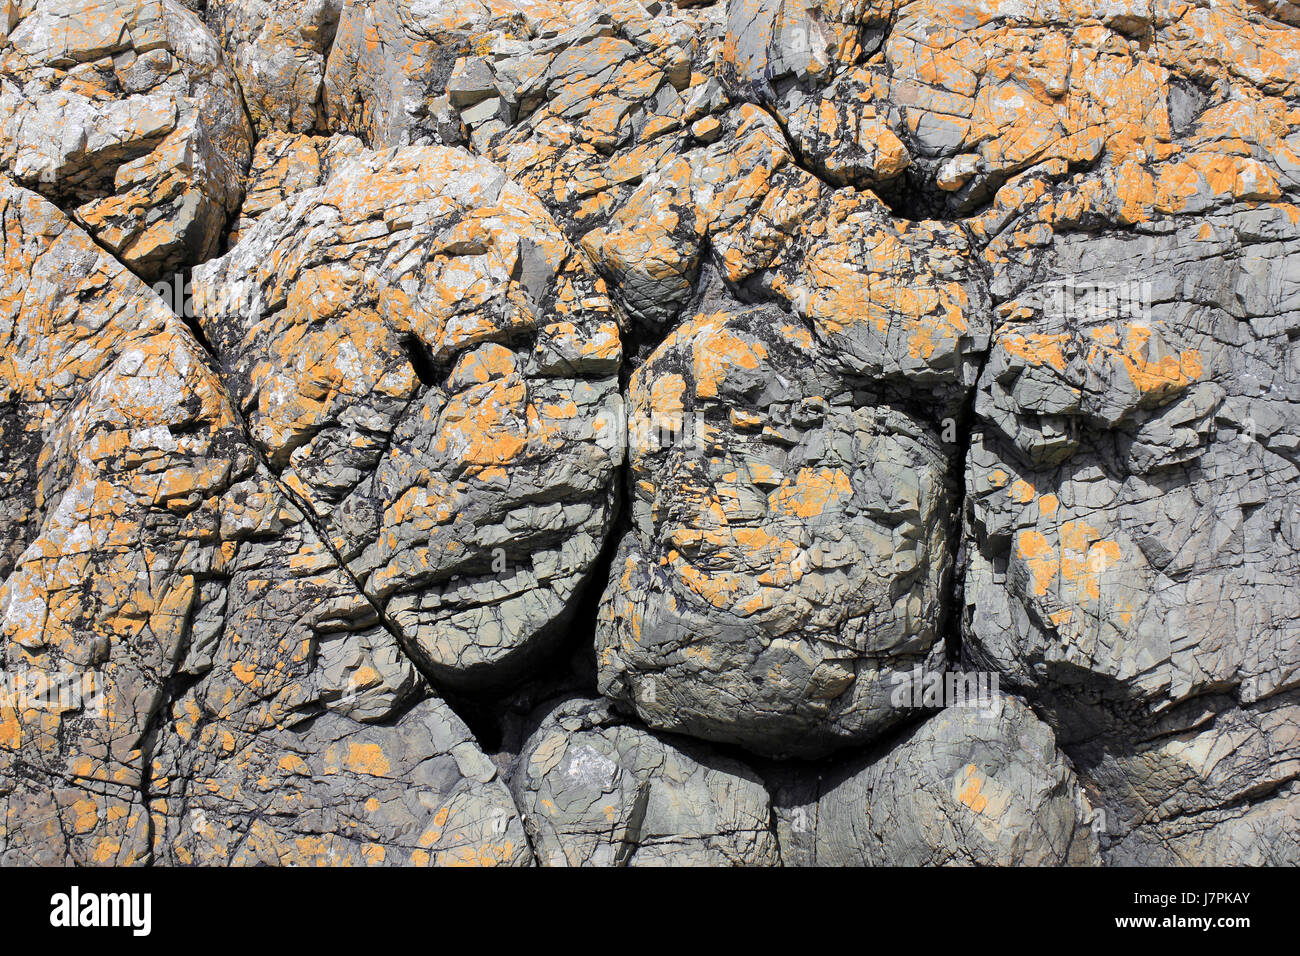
[
  {"left": 597, "top": 303, "right": 953, "bottom": 758},
  {"left": 4, "top": 0, "right": 1300, "bottom": 867},
  {"left": 193, "top": 144, "right": 624, "bottom": 691},
  {"left": 205, "top": 0, "right": 342, "bottom": 134},
  {"left": 774, "top": 694, "right": 1101, "bottom": 866},
  {"left": 322, "top": 0, "right": 526, "bottom": 148},
  {"left": 0, "top": 0, "right": 254, "bottom": 278},
  {"left": 511, "top": 697, "right": 777, "bottom": 865},
  {"left": 0, "top": 180, "right": 524, "bottom": 866},
  {"left": 951, "top": 2, "right": 1300, "bottom": 862},
  {"left": 225, "top": 130, "right": 363, "bottom": 244}
]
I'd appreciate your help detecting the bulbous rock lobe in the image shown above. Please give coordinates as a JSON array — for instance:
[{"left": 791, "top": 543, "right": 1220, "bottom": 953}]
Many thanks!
[
  {"left": 193, "top": 144, "right": 625, "bottom": 691},
  {"left": 597, "top": 303, "right": 953, "bottom": 759},
  {"left": 774, "top": 694, "right": 1102, "bottom": 866},
  {"left": 0, "top": 0, "right": 254, "bottom": 278},
  {"left": 511, "top": 696, "right": 778, "bottom": 866}
]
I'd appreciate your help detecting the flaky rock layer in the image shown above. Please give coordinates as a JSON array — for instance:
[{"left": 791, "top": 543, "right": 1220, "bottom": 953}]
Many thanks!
[{"left": 3, "top": 0, "right": 1299, "bottom": 867}]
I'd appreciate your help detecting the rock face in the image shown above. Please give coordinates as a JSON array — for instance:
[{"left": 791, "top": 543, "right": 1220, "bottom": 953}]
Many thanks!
[
  {"left": 0, "top": 0, "right": 254, "bottom": 278},
  {"left": 204, "top": 0, "right": 342, "bottom": 134},
  {"left": 0, "top": 180, "right": 522, "bottom": 866},
  {"left": 511, "top": 697, "right": 777, "bottom": 865},
  {"left": 774, "top": 695, "right": 1101, "bottom": 866},
  {"left": 3, "top": 0, "right": 1300, "bottom": 867},
  {"left": 597, "top": 303, "right": 953, "bottom": 758},
  {"left": 192, "top": 145, "right": 624, "bottom": 691}
]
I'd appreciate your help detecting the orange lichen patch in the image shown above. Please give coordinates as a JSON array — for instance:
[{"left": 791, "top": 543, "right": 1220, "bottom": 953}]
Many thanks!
[
  {"left": 779, "top": 323, "right": 814, "bottom": 349},
  {"left": 1155, "top": 151, "right": 1283, "bottom": 212},
  {"left": 687, "top": 316, "right": 769, "bottom": 400},
  {"left": 1059, "top": 519, "right": 1099, "bottom": 553},
  {"left": 1049, "top": 608, "right": 1074, "bottom": 630},
  {"left": 1008, "top": 479, "right": 1036, "bottom": 504},
  {"left": 439, "top": 841, "right": 517, "bottom": 867},
  {"left": 956, "top": 764, "right": 989, "bottom": 814},
  {"left": 343, "top": 743, "right": 391, "bottom": 777},
  {"left": 434, "top": 377, "right": 552, "bottom": 472},
  {"left": 770, "top": 468, "right": 852, "bottom": 519},
  {"left": 452, "top": 342, "right": 517, "bottom": 384},
  {"left": 1114, "top": 159, "right": 1157, "bottom": 224},
  {"left": 1000, "top": 331, "right": 1069, "bottom": 371},
  {"left": 650, "top": 373, "right": 687, "bottom": 419},
  {"left": 800, "top": 230, "right": 973, "bottom": 368},
  {"left": 1016, "top": 530, "right": 1059, "bottom": 597},
  {"left": 88, "top": 837, "right": 124, "bottom": 865},
  {"left": 0, "top": 700, "right": 22, "bottom": 749},
  {"left": 277, "top": 754, "right": 308, "bottom": 775},
  {"left": 1039, "top": 494, "right": 1059, "bottom": 515},
  {"left": 907, "top": 323, "right": 936, "bottom": 360},
  {"left": 1114, "top": 325, "right": 1203, "bottom": 396},
  {"left": 537, "top": 319, "right": 622, "bottom": 367},
  {"left": 1059, "top": 520, "right": 1123, "bottom": 602},
  {"left": 675, "top": 561, "right": 744, "bottom": 609},
  {"left": 72, "top": 798, "right": 99, "bottom": 834},
  {"left": 231, "top": 661, "right": 258, "bottom": 685}
]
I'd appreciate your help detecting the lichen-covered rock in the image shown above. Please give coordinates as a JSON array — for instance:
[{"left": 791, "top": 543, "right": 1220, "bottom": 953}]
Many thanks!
[
  {"left": 597, "top": 303, "right": 953, "bottom": 758},
  {"left": 511, "top": 697, "right": 777, "bottom": 866},
  {"left": 0, "top": 179, "right": 529, "bottom": 867},
  {"left": 576, "top": 104, "right": 800, "bottom": 329},
  {"left": 323, "top": 0, "right": 528, "bottom": 147},
  {"left": 774, "top": 694, "right": 1101, "bottom": 866},
  {"left": 953, "top": 0, "right": 1300, "bottom": 862},
  {"left": 225, "top": 130, "right": 363, "bottom": 244},
  {"left": 205, "top": 0, "right": 342, "bottom": 134},
  {"left": 478, "top": 2, "right": 709, "bottom": 215},
  {"left": 720, "top": 0, "right": 884, "bottom": 105},
  {"left": 5, "top": 0, "right": 1300, "bottom": 869},
  {"left": 874, "top": 0, "right": 1300, "bottom": 213},
  {"left": 153, "top": 698, "right": 529, "bottom": 866},
  {"left": 0, "top": 179, "right": 179, "bottom": 864},
  {"left": 194, "top": 145, "right": 624, "bottom": 690},
  {"left": 0, "top": 0, "right": 254, "bottom": 278},
  {"left": 760, "top": 187, "right": 992, "bottom": 406},
  {"left": 774, "top": 65, "right": 910, "bottom": 188}
]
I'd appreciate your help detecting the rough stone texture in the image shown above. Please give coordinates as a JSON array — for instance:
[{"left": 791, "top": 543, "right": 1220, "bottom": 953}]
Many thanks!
[
  {"left": 204, "top": 0, "right": 342, "bottom": 134},
  {"left": 153, "top": 698, "right": 529, "bottom": 866},
  {"left": 4, "top": 0, "right": 1300, "bottom": 867},
  {"left": 511, "top": 697, "right": 777, "bottom": 865},
  {"left": 193, "top": 145, "right": 624, "bottom": 692},
  {"left": 0, "top": 180, "right": 526, "bottom": 867},
  {"left": 951, "top": 1, "right": 1300, "bottom": 864},
  {"left": 597, "top": 303, "right": 953, "bottom": 758},
  {"left": 759, "top": 187, "right": 992, "bottom": 408},
  {"left": 225, "top": 130, "right": 363, "bottom": 244},
  {"left": 773, "top": 694, "right": 1101, "bottom": 866},
  {"left": 0, "top": 0, "right": 254, "bottom": 278},
  {"left": 322, "top": 0, "right": 528, "bottom": 148}
]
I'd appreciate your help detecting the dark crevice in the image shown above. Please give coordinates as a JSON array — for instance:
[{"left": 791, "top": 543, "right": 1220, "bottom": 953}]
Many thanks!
[
  {"left": 135, "top": 635, "right": 210, "bottom": 866},
  {"left": 944, "top": 220, "right": 996, "bottom": 669},
  {"left": 443, "top": 450, "right": 632, "bottom": 758},
  {"left": 146, "top": 267, "right": 224, "bottom": 365},
  {"left": 400, "top": 332, "right": 439, "bottom": 387}
]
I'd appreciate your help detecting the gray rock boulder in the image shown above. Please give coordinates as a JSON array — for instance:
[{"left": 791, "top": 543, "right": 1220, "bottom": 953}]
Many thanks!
[
  {"left": 511, "top": 697, "right": 777, "bottom": 866},
  {"left": 597, "top": 302, "right": 953, "bottom": 758}
]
